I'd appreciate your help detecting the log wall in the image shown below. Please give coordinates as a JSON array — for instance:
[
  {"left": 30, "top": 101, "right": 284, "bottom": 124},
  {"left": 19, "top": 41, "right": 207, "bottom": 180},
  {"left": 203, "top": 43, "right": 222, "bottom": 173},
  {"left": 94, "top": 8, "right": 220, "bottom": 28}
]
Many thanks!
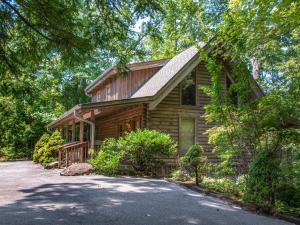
[
  {"left": 94, "top": 105, "right": 146, "bottom": 142},
  {"left": 91, "top": 67, "right": 160, "bottom": 102},
  {"left": 148, "top": 62, "right": 226, "bottom": 163}
]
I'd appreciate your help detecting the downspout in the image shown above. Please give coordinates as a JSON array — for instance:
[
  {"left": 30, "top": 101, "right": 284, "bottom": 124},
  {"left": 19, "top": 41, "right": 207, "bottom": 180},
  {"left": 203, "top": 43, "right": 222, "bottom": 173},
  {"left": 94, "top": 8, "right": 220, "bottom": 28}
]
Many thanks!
[{"left": 73, "top": 110, "right": 95, "bottom": 150}]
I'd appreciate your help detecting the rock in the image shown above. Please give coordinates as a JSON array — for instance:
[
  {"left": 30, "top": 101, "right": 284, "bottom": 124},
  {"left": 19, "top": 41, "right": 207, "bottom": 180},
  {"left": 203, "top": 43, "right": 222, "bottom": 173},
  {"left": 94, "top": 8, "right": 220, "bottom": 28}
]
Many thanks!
[
  {"left": 60, "top": 163, "right": 93, "bottom": 176},
  {"left": 44, "top": 161, "right": 58, "bottom": 169}
]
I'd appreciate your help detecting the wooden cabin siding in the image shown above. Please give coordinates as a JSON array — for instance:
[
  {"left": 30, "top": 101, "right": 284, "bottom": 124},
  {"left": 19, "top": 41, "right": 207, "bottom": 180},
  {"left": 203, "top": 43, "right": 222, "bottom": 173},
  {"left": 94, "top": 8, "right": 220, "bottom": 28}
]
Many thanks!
[
  {"left": 91, "top": 67, "right": 161, "bottom": 103},
  {"left": 148, "top": 62, "right": 226, "bottom": 163},
  {"left": 95, "top": 105, "right": 145, "bottom": 142}
]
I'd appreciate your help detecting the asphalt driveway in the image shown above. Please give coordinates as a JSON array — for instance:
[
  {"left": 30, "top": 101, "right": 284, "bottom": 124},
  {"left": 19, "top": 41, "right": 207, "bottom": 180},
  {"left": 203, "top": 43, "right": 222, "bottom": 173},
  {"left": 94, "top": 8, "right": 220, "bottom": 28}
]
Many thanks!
[{"left": 0, "top": 161, "right": 293, "bottom": 225}]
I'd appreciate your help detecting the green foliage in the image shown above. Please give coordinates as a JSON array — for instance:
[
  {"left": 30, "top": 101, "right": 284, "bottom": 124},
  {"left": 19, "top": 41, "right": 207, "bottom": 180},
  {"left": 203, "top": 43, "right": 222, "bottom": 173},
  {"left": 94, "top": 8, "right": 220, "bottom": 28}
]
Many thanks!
[
  {"left": 201, "top": 176, "right": 245, "bottom": 198},
  {"left": 0, "top": 0, "right": 163, "bottom": 159},
  {"left": 32, "top": 133, "right": 50, "bottom": 163},
  {"left": 91, "top": 130, "right": 177, "bottom": 175},
  {"left": 39, "top": 130, "right": 63, "bottom": 165},
  {"left": 180, "top": 144, "right": 207, "bottom": 185},
  {"left": 170, "top": 170, "right": 192, "bottom": 182},
  {"left": 244, "top": 148, "right": 300, "bottom": 214},
  {"left": 244, "top": 149, "right": 281, "bottom": 212},
  {"left": 121, "top": 129, "right": 177, "bottom": 173},
  {"left": 90, "top": 139, "right": 123, "bottom": 176},
  {"left": 144, "top": 0, "right": 207, "bottom": 59}
]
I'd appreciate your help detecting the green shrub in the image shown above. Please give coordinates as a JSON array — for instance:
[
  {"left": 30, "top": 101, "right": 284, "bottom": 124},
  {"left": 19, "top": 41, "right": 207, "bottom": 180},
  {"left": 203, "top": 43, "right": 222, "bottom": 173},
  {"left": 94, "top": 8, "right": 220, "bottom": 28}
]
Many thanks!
[
  {"left": 244, "top": 149, "right": 281, "bottom": 212},
  {"left": 91, "top": 129, "right": 177, "bottom": 175},
  {"left": 40, "top": 130, "right": 63, "bottom": 165},
  {"left": 32, "top": 133, "right": 50, "bottom": 163},
  {"left": 170, "top": 169, "right": 192, "bottom": 182},
  {"left": 180, "top": 144, "right": 207, "bottom": 185},
  {"left": 201, "top": 176, "right": 242, "bottom": 197},
  {"left": 276, "top": 184, "right": 300, "bottom": 208},
  {"left": 121, "top": 129, "right": 177, "bottom": 173},
  {"left": 90, "top": 138, "right": 123, "bottom": 176}
]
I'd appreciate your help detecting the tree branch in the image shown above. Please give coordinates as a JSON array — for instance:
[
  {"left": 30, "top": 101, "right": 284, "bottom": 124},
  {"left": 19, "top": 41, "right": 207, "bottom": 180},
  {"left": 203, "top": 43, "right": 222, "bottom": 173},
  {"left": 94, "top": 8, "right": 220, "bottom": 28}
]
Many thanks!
[{"left": 0, "top": 0, "right": 53, "bottom": 41}]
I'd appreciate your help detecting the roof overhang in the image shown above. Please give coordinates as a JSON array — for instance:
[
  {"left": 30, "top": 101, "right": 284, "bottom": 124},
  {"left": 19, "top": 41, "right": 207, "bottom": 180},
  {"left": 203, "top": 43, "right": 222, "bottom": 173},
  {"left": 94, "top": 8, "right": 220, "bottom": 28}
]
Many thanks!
[{"left": 47, "top": 97, "right": 152, "bottom": 129}]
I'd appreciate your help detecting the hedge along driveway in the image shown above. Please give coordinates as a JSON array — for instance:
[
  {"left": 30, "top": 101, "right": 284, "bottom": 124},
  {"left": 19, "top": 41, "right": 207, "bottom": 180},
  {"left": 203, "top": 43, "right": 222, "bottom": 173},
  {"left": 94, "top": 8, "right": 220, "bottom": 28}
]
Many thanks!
[{"left": 0, "top": 161, "right": 293, "bottom": 225}]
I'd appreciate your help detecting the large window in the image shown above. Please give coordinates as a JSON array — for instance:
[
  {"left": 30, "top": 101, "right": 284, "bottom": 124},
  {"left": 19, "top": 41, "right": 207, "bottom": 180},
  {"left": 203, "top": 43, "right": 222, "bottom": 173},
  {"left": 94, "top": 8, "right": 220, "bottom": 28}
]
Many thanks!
[{"left": 181, "top": 70, "right": 196, "bottom": 106}]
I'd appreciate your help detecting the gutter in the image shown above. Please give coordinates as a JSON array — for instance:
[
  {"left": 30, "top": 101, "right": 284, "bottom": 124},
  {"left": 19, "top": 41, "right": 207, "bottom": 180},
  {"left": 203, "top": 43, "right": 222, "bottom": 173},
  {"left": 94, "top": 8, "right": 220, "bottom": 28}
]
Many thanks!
[{"left": 73, "top": 110, "right": 95, "bottom": 150}]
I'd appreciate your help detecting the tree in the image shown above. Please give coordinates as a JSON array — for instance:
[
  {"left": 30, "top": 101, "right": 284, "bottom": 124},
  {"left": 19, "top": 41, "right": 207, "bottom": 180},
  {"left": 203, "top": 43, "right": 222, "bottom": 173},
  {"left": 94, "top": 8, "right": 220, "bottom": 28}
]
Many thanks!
[
  {"left": 144, "top": 0, "right": 208, "bottom": 59},
  {"left": 0, "top": 0, "right": 162, "bottom": 159},
  {"left": 33, "top": 133, "right": 50, "bottom": 163},
  {"left": 181, "top": 144, "right": 207, "bottom": 186},
  {"left": 40, "top": 130, "right": 63, "bottom": 165}
]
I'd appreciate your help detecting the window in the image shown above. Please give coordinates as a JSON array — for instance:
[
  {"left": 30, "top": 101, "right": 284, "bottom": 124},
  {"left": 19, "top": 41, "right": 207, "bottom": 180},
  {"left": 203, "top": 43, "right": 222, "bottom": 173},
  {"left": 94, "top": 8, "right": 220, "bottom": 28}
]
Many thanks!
[
  {"left": 181, "top": 70, "right": 196, "bottom": 106},
  {"left": 84, "top": 123, "right": 90, "bottom": 142},
  {"left": 179, "top": 117, "right": 196, "bottom": 155},
  {"left": 105, "top": 85, "right": 111, "bottom": 100},
  {"left": 75, "top": 123, "right": 80, "bottom": 141},
  {"left": 67, "top": 125, "right": 72, "bottom": 142},
  {"left": 97, "top": 90, "right": 101, "bottom": 101},
  {"left": 118, "top": 117, "right": 141, "bottom": 136},
  {"left": 226, "top": 75, "right": 239, "bottom": 107}
]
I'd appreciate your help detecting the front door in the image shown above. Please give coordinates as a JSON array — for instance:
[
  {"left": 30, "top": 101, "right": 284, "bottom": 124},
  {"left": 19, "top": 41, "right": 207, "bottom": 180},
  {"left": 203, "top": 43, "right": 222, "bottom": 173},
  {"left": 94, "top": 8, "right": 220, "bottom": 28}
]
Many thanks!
[{"left": 179, "top": 117, "right": 195, "bottom": 155}]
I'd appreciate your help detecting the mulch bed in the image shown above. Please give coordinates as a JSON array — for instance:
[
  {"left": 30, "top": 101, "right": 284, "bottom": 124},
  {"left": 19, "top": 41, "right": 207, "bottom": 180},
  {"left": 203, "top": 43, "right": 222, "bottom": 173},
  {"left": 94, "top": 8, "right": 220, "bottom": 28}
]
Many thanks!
[{"left": 165, "top": 178, "right": 300, "bottom": 225}]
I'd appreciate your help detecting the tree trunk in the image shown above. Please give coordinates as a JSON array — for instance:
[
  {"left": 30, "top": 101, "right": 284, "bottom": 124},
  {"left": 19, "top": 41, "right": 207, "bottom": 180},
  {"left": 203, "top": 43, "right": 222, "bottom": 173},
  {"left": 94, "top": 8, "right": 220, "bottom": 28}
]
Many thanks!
[{"left": 195, "top": 166, "right": 199, "bottom": 186}]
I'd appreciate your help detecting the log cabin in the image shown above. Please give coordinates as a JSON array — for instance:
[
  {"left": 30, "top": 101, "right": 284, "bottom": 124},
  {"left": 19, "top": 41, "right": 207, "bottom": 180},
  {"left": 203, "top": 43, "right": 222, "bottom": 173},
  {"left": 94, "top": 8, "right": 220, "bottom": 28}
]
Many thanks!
[{"left": 47, "top": 43, "right": 262, "bottom": 169}]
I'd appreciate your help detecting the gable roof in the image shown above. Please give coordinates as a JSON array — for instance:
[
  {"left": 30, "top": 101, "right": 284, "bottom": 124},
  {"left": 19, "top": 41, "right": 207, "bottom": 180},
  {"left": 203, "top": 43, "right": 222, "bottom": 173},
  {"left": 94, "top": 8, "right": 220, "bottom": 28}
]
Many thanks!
[
  {"left": 48, "top": 43, "right": 208, "bottom": 128},
  {"left": 130, "top": 45, "right": 201, "bottom": 99},
  {"left": 85, "top": 58, "right": 170, "bottom": 94}
]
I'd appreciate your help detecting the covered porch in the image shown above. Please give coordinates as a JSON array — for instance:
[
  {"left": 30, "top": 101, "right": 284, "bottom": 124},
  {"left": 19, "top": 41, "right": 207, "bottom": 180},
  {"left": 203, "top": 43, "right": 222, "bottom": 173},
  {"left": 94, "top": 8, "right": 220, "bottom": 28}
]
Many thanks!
[{"left": 47, "top": 98, "right": 149, "bottom": 168}]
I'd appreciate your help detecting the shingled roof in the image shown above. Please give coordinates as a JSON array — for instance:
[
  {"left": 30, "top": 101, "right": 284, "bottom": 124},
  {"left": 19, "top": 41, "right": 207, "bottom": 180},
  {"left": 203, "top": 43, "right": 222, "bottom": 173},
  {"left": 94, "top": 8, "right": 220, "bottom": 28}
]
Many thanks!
[{"left": 131, "top": 45, "right": 201, "bottom": 98}]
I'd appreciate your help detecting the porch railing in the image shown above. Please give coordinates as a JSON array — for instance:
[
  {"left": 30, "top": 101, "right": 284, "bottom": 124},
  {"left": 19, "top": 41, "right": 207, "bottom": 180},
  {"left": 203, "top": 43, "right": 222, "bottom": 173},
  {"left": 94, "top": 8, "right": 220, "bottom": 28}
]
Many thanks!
[{"left": 58, "top": 141, "right": 90, "bottom": 168}]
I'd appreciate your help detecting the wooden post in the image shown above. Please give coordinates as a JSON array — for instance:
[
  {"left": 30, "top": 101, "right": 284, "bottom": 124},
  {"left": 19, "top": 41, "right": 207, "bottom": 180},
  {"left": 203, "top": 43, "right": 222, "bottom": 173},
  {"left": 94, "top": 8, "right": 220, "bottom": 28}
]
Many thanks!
[
  {"left": 58, "top": 149, "right": 61, "bottom": 168},
  {"left": 79, "top": 121, "right": 84, "bottom": 162},
  {"left": 90, "top": 110, "right": 95, "bottom": 149},
  {"left": 60, "top": 126, "right": 63, "bottom": 140},
  {"left": 65, "top": 125, "right": 69, "bottom": 143},
  {"left": 79, "top": 121, "right": 84, "bottom": 143},
  {"left": 66, "top": 149, "right": 68, "bottom": 167},
  {"left": 71, "top": 119, "right": 75, "bottom": 142}
]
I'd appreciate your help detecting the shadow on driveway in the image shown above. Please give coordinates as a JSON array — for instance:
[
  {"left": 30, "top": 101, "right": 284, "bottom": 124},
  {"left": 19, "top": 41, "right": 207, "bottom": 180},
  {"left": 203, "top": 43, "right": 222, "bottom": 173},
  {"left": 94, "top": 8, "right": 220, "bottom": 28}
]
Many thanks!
[{"left": 0, "top": 162, "right": 293, "bottom": 225}]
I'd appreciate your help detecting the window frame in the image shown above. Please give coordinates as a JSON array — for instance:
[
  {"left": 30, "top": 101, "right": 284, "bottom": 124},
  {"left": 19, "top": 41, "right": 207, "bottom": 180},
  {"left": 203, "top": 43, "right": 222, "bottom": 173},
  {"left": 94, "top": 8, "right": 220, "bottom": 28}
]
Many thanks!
[
  {"left": 180, "top": 69, "right": 198, "bottom": 107},
  {"left": 105, "top": 84, "right": 111, "bottom": 100},
  {"left": 178, "top": 115, "right": 197, "bottom": 155},
  {"left": 226, "top": 74, "right": 240, "bottom": 107}
]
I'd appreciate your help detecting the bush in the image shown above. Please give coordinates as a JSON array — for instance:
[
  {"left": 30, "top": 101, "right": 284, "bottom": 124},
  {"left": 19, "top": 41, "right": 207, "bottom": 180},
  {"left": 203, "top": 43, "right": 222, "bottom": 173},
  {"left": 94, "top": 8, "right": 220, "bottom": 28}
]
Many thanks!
[
  {"left": 180, "top": 144, "right": 207, "bottom": 185},
  {"left": 170, "top": 169, "right": 192, "bottom": 182},
  {"left": 90, "top": 138, "right": 123, "bottom": 176},
  {"left": 91, "top": 129, "right": 177, "bottom": 175},
  {"left": 244, "top": 149, "right": 281, "bottom": 212},
  {"left": 276, "top": 184, "right": 300, "bottom": 208},
  {"left": 201, "top": 176, "right": 243, "bottom": 197},
  {"left": 32, "top": 133, "right": 50, "bottom": 163},
  {"left": 121, "top": 129, "right": 177, "bottom": 173},
  {"left": 40, "top": 130, "right": 63, "bottom": 165}
]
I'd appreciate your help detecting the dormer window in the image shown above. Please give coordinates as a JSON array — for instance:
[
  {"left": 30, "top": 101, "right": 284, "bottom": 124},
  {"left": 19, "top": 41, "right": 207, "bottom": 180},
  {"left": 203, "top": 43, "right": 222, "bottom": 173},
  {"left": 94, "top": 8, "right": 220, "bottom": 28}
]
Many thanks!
[{"left": 181, "top": 70, "right": 196, "bottom": 106}]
